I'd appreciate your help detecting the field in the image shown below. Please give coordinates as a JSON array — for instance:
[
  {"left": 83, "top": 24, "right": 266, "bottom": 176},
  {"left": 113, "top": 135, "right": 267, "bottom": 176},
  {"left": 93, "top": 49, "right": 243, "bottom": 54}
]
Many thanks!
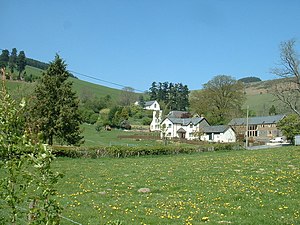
[
  {"left": 49, "top": 146, "right": 300, "bottom": 224},
  {"left": 81, "top": 123, "right": 162, "bottom": 147}
]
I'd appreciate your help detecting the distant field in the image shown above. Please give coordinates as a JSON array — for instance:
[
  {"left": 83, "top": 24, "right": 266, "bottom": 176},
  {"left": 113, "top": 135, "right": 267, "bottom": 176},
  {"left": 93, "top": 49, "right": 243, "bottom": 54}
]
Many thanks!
[
  {"left": 81, "top": 123, "right": 162, "bottom": 147},
  {"left": 47, "top": 146, "right": 300, "bottom": 224}
]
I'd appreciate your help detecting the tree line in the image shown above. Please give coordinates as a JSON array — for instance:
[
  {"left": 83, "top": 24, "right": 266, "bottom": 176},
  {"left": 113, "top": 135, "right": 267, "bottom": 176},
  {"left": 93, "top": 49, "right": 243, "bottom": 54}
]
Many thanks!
[
  {"left": 0, "top": 48, "right": 77, "bottom": 82},
  {"left": 148, "top": 81, "right": 190, "bottom": 111}
]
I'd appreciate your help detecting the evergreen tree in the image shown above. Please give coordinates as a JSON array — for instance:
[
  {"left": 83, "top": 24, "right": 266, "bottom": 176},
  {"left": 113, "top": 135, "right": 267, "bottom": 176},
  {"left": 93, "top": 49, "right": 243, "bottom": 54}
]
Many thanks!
[
  {"left": 9, "top": 48, "right": 17, "bottom": 73},
  {"left": 17, "top": 50, "right": 26, "bottom": 79},
  {"left": 269, "top": 105, "right": 277, "bottom": 115},
  {"left": 149, "top": 82, "right": 157, "bottom": 100},
  {"left": 29, "top": 54, "right": 83, "bottom": 145},
  {"left": 0, "top": 49, "right": 9, "bottom": 68}
]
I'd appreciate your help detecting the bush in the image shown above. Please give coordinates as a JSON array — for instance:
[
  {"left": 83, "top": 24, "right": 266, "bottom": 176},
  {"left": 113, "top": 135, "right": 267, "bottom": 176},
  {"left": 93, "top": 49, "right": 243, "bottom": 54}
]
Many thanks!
[{"left": 142, "top": 117, "right": 152, "bottom": 125}]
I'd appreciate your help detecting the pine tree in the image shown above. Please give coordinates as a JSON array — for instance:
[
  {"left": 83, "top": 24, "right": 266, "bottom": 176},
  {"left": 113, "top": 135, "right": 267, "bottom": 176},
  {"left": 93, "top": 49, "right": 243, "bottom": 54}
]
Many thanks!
[
  {"left": 0, "top": 49, "right": 10, "bottom": 68},
  {"left": 29, "top": 54, "right": 83, "bottom": 145},
  {"left": 9, "top": 48, "right": 17, "bottom": 74},
  {"left": 17, "top": 51, "right": 26, "bottom": 79}
]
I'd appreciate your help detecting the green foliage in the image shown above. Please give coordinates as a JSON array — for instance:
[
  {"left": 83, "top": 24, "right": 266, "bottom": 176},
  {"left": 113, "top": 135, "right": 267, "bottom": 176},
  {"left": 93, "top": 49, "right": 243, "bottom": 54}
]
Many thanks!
[
  {"left": 142, "top": 116, "right": 152, "bottom": 125},
  {"left": 269, "top": 105, "right": 277, "bottom": 115},
  {"left": 190, "top": 75, "right": 245, "bottom": 124},
  {"left": 0, "top": 84, "right": 62, "bottom": 224},
  {"left": 8, "top": 48, "right": 17, "bottom": 74},
  {"left": 29, "top": 54, "right": 83, "bottom": 145},
  {"left": 52, "top": 143, "right": 241, "bottom": 158},
  {"left": 107, "top": 106, "right": 132, "bottom": 128},
  {"left": 277, "top": 114, "right": 300, "bottom": 142},
  {"left": 0, "top": 49, "right": 9, "bottom": 68},
  {"left": 239, "top": 76, "right": 262, "bottom": 83},
  {"left": 149, "top": 81, "right": 189, "bottom": 111},
  {"left": 17, "top": 51, "right": 26, "bottom": 79}
]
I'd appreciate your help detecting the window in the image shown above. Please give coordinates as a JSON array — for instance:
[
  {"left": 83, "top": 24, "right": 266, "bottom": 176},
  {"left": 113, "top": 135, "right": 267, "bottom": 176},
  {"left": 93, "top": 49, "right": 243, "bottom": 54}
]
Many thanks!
[
  {"left": 168, "top": 124, "right": 172, "bottom": 128},
  {"left": 190, "top": 124, "right": 193, "bottom": 128},
  {"left": 248, "top": 125, "right": 258, "bottom": 137},
  {"left": 154, "top": 103, "right": 156, "bottom": 108}
]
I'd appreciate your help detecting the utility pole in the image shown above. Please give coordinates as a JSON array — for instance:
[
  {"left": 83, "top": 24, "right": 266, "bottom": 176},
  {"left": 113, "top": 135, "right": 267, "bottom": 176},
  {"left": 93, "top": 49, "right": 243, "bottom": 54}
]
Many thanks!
[{"left": 245, "top": 105, "right": 249, "bottom": 148}]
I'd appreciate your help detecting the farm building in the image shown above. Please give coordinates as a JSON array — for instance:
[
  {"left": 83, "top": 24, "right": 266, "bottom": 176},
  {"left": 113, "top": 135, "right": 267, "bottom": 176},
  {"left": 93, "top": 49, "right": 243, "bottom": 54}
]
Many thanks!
[
  {"left": 228, "top": 115, "right": 285, "bottom": 143},
  {"left": 201, "top": 125, "right": 236, "bottom": 143}
]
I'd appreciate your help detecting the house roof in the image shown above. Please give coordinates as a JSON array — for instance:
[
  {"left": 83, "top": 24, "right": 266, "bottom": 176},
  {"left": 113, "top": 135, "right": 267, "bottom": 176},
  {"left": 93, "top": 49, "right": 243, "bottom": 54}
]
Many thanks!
[
  {"left": 145, "top": 100, "right": 157, "bottom": 107},
  {"left": 167, "top": 111, "right": 190, "bottom": 118},
  {"left": 167, "top": 117, "right": 205, "bottom": 126},
  {"left": 203, "top": 125, "right": 230, "bottom": 133},
  {"left": 228, "top": 115, "right": 285, "bottom": 126}
]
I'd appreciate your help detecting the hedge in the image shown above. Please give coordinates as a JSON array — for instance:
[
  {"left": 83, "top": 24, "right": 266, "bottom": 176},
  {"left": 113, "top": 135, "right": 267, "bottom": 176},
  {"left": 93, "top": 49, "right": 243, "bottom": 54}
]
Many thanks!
[{"left": 52, "top": 143, "right": 244, "bottom": 159}]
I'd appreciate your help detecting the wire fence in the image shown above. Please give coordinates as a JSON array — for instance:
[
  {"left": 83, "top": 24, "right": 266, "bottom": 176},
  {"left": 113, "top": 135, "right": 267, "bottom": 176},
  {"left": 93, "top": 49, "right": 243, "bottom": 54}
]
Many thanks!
[{"left": 0, "top": 202, "right": 82, "bottom": 225}]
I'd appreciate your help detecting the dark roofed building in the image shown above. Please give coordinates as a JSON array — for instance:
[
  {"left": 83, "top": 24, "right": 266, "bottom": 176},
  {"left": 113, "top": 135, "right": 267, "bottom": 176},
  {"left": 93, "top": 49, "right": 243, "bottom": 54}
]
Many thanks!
[
  {"left": 202, "top": 125, "right": 236, "bottom": 142},
  {"left": 228, "top": 115, "right": 285, "bottom": 143},
  {"left": 167, "top": 111, "right": 191, "bottom": 118}
]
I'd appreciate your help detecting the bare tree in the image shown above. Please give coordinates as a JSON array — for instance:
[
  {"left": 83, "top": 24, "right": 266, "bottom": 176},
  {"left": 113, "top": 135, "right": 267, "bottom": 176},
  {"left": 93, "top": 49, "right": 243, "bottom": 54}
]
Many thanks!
[
  {"left": 271, "top": 39, "right": 300, "bottom": 116},
  {"left": 119, "top": 86, "right": 136, "bottom": 106}
]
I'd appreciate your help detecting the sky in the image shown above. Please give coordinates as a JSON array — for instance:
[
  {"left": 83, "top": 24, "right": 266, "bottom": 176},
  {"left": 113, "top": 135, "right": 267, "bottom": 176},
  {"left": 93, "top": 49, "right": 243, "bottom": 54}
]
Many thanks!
[{"left": 2, "top": 0, "right": 300, "bottom": 92}]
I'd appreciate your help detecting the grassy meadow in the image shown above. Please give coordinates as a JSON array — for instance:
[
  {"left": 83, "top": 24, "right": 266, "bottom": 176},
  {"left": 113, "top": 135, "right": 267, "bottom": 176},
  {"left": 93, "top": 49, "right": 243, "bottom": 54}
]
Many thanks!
[{"left": 48, "top": 146, "right": 300, "bottom": 225}]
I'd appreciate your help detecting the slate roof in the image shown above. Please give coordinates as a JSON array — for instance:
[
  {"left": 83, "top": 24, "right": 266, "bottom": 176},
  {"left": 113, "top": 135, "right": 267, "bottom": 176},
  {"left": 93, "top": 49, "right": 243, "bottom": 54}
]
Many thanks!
[
  {"left": 167, "top": 111, "right": 190, "bottom": 118},
  {"left": 145, "top": 100, "right": 156, "bottom": 107},
  {"left": 203, "top": 125, "right": 230, "bottom": 133},
  {"left": 228, "top": 115, "right": 285, "bottom": 126},
  {"left": 167, "top": 117, "right": 205, "bottom": 125}
]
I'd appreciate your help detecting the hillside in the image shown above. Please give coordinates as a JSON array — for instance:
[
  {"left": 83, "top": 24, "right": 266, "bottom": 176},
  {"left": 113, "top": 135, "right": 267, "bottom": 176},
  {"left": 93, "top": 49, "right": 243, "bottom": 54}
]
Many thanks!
[
  {"left": 243, "top": 78, "right": 290, "bottom": 116},
  {"left": 4, "top": 63, "right": 292, "bottom": 117},
  {"left": 5, "top": 65, "right": 126, "bottom": 102}
]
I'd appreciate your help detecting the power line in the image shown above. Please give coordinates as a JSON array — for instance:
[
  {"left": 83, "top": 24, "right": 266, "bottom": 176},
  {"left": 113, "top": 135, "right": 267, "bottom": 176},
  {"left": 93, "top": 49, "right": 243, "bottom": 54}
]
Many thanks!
[
  {"left": 69, "top": 70, "right": 145, "bottom": 93},
  {"left": 1, "top": 47, "right": 145, "bottom": 93}
]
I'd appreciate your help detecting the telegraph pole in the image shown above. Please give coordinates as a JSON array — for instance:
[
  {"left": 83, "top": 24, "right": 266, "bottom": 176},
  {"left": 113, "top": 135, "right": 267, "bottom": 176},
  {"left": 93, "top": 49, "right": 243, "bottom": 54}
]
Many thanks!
[{"left": 245, "top": 105, "right": 249, "bottom": 148}]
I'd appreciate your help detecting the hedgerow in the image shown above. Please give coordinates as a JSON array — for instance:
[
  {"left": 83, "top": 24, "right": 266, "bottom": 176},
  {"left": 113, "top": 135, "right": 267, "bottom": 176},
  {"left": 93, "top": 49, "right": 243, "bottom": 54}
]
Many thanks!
[{"left": 52, "top": 143, "right": 243, "bottom": 158}]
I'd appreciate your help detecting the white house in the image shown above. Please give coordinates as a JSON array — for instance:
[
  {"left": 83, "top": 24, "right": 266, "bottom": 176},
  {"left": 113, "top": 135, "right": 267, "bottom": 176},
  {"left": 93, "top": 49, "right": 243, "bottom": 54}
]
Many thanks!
[
  {"left": 144, "top": 100, "right": 160, "bottom": 111},
  {"left": 201, "top": 125, "right": 236, "bottom": 143},
  {"left": 160, "top": 116, "right": 210, "bottom": 140},
  {"left": 150, "top": 110, "right": 162, "bottom": 132}
]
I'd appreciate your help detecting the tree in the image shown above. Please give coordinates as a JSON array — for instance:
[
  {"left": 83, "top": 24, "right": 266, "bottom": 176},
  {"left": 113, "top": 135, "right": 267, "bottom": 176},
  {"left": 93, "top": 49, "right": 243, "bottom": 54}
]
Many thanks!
[
  {"left": 190, "top": 75, "right": 245, "bottom": 124},
  {"left": 29, "top": 54, "right": 83, "bottom": 145},
  {"left": 138, "top": 95, "right": 146, "bottom": 108},
  {"left": 0, "top": 49, "right": 9, "bottom": 68},
  {"left": 148, "top": 81, "right": 190, "bottom": 111},
  {"left": 271, "top": 39, "right": 300, "bottom": 117},
  {"left": 277, "top": 114, "right": 300, "bottom": 143},
  {"left": 239, "top": 76, "right": 261, "bottom": 83},
  {"left": 9, "top": 48, "right": 17, "bottom": 74},
  {"left": 269, "top": 105, "right": 277, "bottom": 115},
  {"left": 119, "top": 86, "right": 136, "bottom": 106},
  {"left": 16, "top": 50, "right": 26, "bottom": 79},
  {"left": 0, "top": 84, "right": 62, "bottom": 224}
]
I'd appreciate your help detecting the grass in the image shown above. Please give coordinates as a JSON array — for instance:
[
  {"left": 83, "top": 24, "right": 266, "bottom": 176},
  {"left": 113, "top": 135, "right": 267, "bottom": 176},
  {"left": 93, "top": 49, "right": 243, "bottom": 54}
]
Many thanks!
[
  {"left": 49, "top": 146, "right": 300, "bottom": 224},
  {"left": 4, "top": 66, "right": 126, "bottom": 102},
  {"left": 81, "top": 123, "right": 162, "bottom": 147},
  {"left": 244, "top": 93, "right": 276, "bottom": 116}
]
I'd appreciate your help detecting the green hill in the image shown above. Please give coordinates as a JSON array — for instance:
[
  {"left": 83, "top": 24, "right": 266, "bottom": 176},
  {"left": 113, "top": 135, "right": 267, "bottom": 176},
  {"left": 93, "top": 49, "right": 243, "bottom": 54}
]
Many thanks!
[
  {"left": 243, "top": 78, "right": 290, "bottom": 116},
  {"left": 4, "top": 64, "right": 290, "bottom": 117},
  {"left": 5, "top": 65, "right": 125, "bottom": 102}
]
